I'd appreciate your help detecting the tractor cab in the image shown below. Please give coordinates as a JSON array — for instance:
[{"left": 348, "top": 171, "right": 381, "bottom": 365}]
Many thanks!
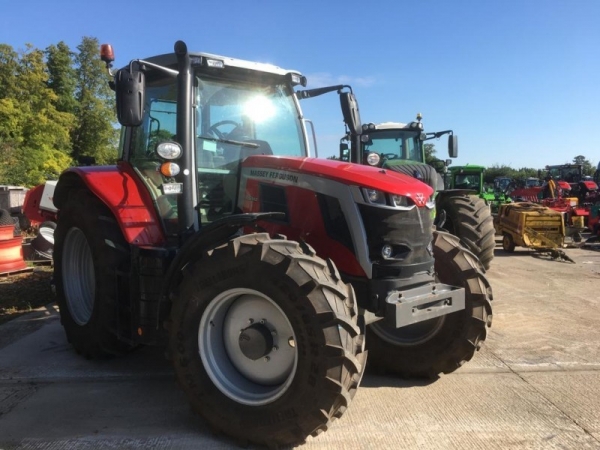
[
  {"left": 338, "top": 115, "right": 457, "bottom": 169},
  {"left": 103, "top": 44, "right": 312, "bottom": 240}
]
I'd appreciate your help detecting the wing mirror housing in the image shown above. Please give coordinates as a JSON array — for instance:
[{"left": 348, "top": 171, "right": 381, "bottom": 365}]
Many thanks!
[
  {"left": 340, "top": 92, "right": 362, "bottom": 136},
  {"left": 448, "top": 135, "right": 458, "bottom": 158},
  {"left": 115, "top": 68, "right": 145, "bottom": 127}
]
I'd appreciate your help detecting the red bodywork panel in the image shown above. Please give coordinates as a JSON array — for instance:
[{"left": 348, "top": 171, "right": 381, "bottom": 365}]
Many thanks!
[
  {"left": 59, "top": 163, "right": 166, "bottom": 246},
  {"left": 239, "top": 156, "right": 434, "bottom": 277},
  {"left": 22, "top": 184, "right": 57, "bottom": 225},
  {"left": 244, "top": 180, "right": 366, "bottom": 277},
  {"left": 241, "top": 155, "right": 433, "bottom": 203}
]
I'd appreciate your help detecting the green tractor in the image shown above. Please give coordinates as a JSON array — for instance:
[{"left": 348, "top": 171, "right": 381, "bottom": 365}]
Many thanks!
[
  {"left": 339, "top": 116, "right": 496, "bottom": 271},
  {"left": 447, "top": 165, "right": 512, "bottom": 214}
]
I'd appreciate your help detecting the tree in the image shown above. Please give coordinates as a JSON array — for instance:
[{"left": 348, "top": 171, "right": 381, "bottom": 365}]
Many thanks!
[
  {"left": 46, "top": 41, "right": 77, "bottom": 115},
  {"left": 0, "top": 44, "right": 73, "bottom": 186},
  {"left": 72, "top": 36, "right": 118, "bottom": 165},
  {"left": 0, "top": 44, "right": 19, "bottom": 99},
  {"left": 572, "top": 155, "right": 595, "bottom": 176},
  {"left": 424, "top": 143, "right": 436, "bottom": 165}
]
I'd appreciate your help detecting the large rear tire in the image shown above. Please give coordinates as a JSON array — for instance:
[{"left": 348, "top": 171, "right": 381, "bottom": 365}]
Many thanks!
[
  {"left": 169, "top": 233, "right": 366, "bottom": 447},
  {"left": 437, "top": 194, "right": 496, "bottom": 270},
  {"left": 366, "top": 231, "right": 492, "bottom": 378},
  {"left": 54, "top": 189, "right": 133, "bottom": 358}
]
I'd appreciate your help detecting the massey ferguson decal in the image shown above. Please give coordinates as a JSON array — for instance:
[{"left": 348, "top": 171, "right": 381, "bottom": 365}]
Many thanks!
[{"left": 249, "top": 169, "right": 299, "bottom": 184}]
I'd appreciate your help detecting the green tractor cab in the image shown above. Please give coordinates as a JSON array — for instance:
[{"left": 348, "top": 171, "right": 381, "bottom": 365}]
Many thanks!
[{"left": 447, "top": 165, "right": 512, "bottom": 214}]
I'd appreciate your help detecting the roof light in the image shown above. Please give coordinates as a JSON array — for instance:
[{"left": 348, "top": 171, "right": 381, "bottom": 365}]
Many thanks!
[
  {"left": 362, "top": 123, "right": 376, "bottom": 131},
  {"left": 287, "top": 72, "right": 307, "bottom": 87},
  {"left": 205, "top": 58, "right": 225, "bottom": 69},
  {"left": 100, "top": 44, "right": 114, "bottom": 64}
]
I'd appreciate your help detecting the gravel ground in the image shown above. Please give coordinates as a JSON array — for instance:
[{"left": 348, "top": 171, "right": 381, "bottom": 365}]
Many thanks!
[{"left": 0, "top": 265, "right": 54, "bottom": 325}]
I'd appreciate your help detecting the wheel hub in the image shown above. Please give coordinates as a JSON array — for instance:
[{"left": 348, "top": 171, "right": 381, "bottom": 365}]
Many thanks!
[{"left": 239, "top": 323, "right": 274, "bottom": 360}]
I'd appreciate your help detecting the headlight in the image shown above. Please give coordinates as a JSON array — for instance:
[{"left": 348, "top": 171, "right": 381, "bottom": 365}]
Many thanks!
[
  {"left": 366, "top": 152, "right": 380, "bottom": 166},
  {"left": 363, "top": 188, "right": 387, "bottom": 205},
  {"left": 391, "top": 194, "right": 410, "bottom": 207},
  {"left": 156, "top": 142, "right": 182, "bottom": 160},
  {"left": 381, "top": 244, "right": 393, "bottom": 259}
]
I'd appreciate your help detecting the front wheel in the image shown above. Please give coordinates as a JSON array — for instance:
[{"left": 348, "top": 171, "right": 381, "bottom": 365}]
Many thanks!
[
  {"left": 366, "top": 231, "right": 493, "bottom": 378},
  {"left": 437, "top": 194, "right": 496, "bottom": 270},
  {"left": 169, "top": 233, "right": 366, "bottom": 448}
]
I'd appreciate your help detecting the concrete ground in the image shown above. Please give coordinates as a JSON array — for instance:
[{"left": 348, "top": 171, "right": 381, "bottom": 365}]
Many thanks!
[{"left": 1, "top": 241, "right": 599, "bottom": 449}]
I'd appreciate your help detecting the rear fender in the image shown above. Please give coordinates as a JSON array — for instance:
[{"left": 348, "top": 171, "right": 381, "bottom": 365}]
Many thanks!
[{"left": 53, "top": 163, "right": 166, "bottom": 246}]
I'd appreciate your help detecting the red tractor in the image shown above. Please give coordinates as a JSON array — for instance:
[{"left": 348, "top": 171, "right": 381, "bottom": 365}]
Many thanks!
[
  {"left": 510, "top": 164, "right": 600, "bottom": 226},
  {"left": 52, "top": 41, "right": 492, "bottom": 447}
]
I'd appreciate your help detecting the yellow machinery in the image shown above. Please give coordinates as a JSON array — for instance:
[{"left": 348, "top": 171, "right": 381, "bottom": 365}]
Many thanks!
[{"left": 495, "top": 202, "right": 565, "bottom": 253}]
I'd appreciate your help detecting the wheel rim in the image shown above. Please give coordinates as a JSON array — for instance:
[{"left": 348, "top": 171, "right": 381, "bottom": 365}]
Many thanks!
[
  {"left": 370, "top": 316, "right": 445, "bottom": 346},
  {"left": 199, "top": 288, "right": 298, "bottom": 406},
  {"left": 62, "top": 227, "right": 95, "bottom": 326}
]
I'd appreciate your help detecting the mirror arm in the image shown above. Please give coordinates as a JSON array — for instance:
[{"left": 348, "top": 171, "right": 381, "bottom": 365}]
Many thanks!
[{"left": 129, "top": 59, "right": 179, "bottom": 78}]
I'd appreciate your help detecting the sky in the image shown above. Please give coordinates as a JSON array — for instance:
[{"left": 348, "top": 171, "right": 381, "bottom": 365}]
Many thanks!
[{"left": 1, "top": 0, "right": 599, "bottom": 170}]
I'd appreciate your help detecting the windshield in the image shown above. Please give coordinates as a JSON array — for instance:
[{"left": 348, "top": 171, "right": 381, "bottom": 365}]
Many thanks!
[
  {"left": 548, "top": 166, "right": 581, "bottom": 183},
  {"left": 454, "top": 173, "right": 480, "bottom": 189},
  {"left": 362, "top": 130, "right": 422, "bottom": 163},
  {"left": 127, "top": 73, "right": 306, "bottom": 230},
  {"left": 194, "top": 76, "right": 305, "bottom": 222}
]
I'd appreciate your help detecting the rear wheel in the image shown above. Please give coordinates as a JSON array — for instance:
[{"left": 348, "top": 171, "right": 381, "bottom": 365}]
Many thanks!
[
  {"left": 437, "top": 194, "right": 496, "bottom": 270},
  {"left": 169, "top": 233, "right": 366, "bottom": 448},
  {"left": 366, "top": 231, "right": 493, "bottom": 378},
  {"left": 54, "top": 189, "right": 132, "bottom": 358}
]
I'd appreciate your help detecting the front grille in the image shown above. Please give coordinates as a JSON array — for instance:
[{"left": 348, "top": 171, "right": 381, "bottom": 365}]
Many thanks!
[{"left": 358, "top": 204, "right": 434, "bottom": 269}]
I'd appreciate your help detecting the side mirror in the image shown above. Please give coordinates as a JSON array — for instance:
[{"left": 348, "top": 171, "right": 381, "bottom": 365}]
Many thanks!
[
  {"left": 115, "top": 68, "right": 145, "bottom": 127},
  {"left": 445, "top": 158, "right": 452, "bottom": 167},
  {"left": 340, "top": 92, "right": 362, "bottom": 135},
  {"left": 448, "top": 135, "right": 458, "bottom": 158}
]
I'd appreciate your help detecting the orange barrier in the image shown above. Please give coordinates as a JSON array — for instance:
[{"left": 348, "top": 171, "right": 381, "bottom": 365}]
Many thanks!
[{"left": 0, "top": 224, "right": 28, "bottom": 274}]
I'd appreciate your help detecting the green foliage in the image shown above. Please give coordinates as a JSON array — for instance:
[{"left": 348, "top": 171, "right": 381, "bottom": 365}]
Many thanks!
[
  {"left": 46, "top": 41, "right": 77, "bottom": 114},
  {"left": 483, "top": 165, "right": 539, "bottom": 185},
  {"left": 572, "top": 155, "right": 595, "bottom": 176},
  {"left": 0, "top": 44, "right": 74, "bottom": 186},
  {"left": 71, "top": 37, "right": 118, "bottom": 165},
  {"left": 0, "top": 37, "right": 119, "bottom": 187}
]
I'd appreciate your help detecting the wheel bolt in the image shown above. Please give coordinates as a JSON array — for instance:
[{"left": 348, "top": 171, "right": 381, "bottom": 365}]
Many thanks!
[
  {"left": 248, "top": 318, "right": 254, "bottom": 324},
  {"left": 260, "top": 319, "right": 266, "bottom": 324},
  {"left": 264, "top": 356, "right": 270, "bottom": 362},
  {"left": 272, "top": 346, "right": 278, "bottom": 352}
]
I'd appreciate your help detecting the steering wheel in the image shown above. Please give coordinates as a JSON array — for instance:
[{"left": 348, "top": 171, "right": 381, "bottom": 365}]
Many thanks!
[{"left": 208, "top": 120, "right": 241, "bottom": 139}]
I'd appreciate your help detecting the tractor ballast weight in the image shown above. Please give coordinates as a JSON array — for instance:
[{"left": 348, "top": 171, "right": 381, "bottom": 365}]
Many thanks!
[{"left": 52, "top": 41, "right": 492, "bottom": 448}]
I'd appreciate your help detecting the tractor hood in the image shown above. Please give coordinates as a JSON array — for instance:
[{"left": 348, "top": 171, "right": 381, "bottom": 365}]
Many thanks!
[{"left": 241, "top": 155, "right": 433, "bottom": 205}]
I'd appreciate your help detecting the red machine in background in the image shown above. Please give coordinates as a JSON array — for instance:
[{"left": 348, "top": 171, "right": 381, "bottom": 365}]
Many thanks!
[{"left": 509, "top": 164, "right": 599, "bottom": 227}]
